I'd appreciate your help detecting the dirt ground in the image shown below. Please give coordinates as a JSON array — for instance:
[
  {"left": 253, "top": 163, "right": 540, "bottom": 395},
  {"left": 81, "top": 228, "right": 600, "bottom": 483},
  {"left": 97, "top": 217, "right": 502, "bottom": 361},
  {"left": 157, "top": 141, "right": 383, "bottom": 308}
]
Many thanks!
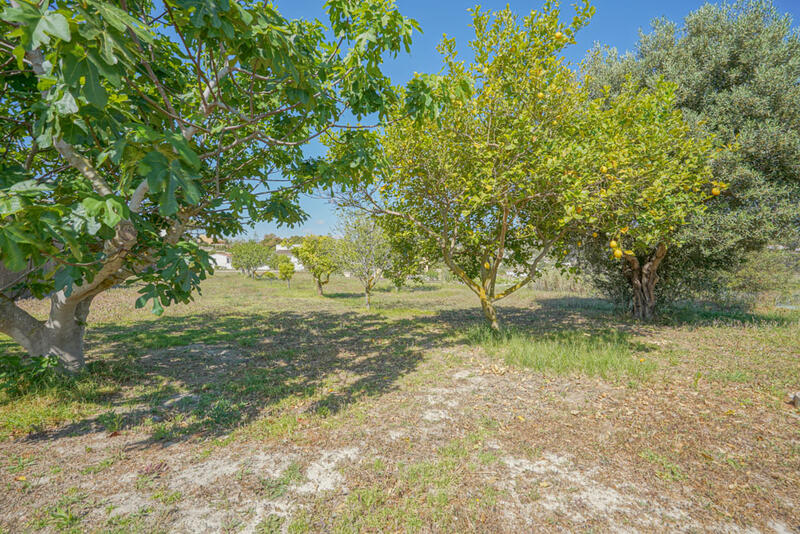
[{"left": 1, "top": 273, "right": 799, "bottom": 533}]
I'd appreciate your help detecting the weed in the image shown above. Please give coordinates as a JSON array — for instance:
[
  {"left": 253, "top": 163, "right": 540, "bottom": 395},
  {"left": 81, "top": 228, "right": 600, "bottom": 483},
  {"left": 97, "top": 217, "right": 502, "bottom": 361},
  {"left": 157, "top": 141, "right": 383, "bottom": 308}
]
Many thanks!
[
  {"left": 640, "top": 449, "right": 686, "bottom": 481},
  {"left": 97, "top": 410, "right": 125, "bottom": 432},
  {"left": 256, "top": 514, "right": 285, "bottom": 534},
  {"left": 258, "top": 462, "right": 304, "bottom": 499}
]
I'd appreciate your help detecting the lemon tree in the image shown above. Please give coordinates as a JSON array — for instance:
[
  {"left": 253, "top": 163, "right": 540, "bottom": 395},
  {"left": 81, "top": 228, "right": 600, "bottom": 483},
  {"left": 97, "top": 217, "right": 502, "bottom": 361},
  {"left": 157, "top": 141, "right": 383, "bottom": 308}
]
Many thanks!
[
  {"left": 348, "top": 2, "right": 603, "bottom": 329},
  {"left": 578, "top": 81, "right": 720, "bottom": 320},
  {"left": 294, "top": 235, "right": 337, "bottom": 296}
]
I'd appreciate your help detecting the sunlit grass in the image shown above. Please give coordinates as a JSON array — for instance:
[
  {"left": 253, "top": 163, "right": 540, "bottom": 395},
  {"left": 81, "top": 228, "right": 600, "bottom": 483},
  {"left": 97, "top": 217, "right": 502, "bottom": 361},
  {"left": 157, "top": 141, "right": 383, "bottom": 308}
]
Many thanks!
[{"left": 465, "top": 325, "right": 656, "bottom": 380}]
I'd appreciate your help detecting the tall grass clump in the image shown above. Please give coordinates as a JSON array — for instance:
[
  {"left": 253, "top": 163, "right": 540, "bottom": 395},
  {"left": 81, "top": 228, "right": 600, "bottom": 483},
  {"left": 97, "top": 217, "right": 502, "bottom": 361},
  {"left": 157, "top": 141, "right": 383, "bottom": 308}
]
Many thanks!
[{"left": 465, "top": 326, "right": 654, "bottom": 380}]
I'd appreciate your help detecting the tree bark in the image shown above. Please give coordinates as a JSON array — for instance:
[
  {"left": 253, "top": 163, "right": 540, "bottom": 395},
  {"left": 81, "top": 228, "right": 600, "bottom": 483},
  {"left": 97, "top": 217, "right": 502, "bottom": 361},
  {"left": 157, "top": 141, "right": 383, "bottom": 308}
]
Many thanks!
[
  {"left": 480, "top": 297, "right": 500, "bottom": 331},
  {"left": 315, "top": 278, "right": 324, "bottom": 296},
  {"left": 0, "top": 294, "right": 92, "bottom": 373},
  {"left": 624, "top": 244, "right": 667, "bottom": 321},
  {"left": 364, "top": 289, "right": 371, "bottom": 310}
]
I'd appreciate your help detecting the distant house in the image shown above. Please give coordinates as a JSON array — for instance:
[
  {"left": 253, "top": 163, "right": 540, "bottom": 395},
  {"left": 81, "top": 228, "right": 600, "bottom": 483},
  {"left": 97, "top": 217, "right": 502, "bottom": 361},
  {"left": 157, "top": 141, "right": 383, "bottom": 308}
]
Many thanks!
[
  {"left": 210, "top": 251, "right": 233, "bottom": 270},
  {"left": 198, "top": 234, "right": 228, "bottom": 248},
  {"left": 275, "top": 244, "right": 305, "bottom": 271}
]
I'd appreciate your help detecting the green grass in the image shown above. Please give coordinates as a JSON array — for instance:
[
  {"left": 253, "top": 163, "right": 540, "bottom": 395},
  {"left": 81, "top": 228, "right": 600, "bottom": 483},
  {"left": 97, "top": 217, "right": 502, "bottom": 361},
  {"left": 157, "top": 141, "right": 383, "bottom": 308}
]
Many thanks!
[{"left": 466, "top": 326, "right": 656, "bottom": 380}]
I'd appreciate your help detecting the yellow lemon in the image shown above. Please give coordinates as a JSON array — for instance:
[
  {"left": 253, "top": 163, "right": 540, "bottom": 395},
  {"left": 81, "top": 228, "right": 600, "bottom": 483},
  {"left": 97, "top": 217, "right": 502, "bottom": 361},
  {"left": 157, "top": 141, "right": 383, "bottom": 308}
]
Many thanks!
[
  {"left": 484, "top": 261, "right": 491, "bottom": 269},
  {"left": 537, "top": 92, "right": 544, "bottom": 99},
  {"left": 609, "top": 240, "right": 618, "bottom": 249},
  {"left": 600, "top": 165, "right": 608, "bottom": 174},
  {"left": 555, "top": 31, "right": 563, "bottom": 40},
  {"left": 613, "top": 249, "right": 623, "bottom": 259},
  {"left": 711, "top": 187, "right": 720, "bottom": 196}
]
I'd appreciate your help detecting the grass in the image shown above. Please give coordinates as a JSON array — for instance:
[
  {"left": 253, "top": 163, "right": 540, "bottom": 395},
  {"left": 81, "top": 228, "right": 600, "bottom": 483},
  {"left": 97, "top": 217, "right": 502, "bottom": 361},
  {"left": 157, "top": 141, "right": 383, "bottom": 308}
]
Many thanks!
[
  {"left": 1, "top": 272, "right": 799, "bottom": 532},
  {"left": 466, "top": 325, "right": 656, "bottom": 381}
]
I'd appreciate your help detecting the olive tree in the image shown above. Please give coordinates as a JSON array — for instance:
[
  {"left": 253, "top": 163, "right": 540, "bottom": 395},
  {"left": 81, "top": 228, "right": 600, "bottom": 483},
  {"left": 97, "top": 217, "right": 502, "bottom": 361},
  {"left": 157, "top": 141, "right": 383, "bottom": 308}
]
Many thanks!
[
  {"left": 334, "top": 211, "right": 391, "bottom": 310},
  {"left": 0, "top": 0, "right": 434, "bottom": 371}
]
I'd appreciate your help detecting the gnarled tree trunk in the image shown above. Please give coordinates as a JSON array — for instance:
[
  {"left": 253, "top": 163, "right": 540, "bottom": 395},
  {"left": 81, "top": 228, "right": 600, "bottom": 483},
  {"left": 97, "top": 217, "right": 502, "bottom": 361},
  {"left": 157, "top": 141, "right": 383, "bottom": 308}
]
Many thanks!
[
  {"left": 315, "top": 278, "right": 324, "bottom": 296},
  {"left": 624, "top": 243, "right": 667, "bottom": 321},
  {"left": 0, "top": 292, "right": 93, "bottom": 373}
]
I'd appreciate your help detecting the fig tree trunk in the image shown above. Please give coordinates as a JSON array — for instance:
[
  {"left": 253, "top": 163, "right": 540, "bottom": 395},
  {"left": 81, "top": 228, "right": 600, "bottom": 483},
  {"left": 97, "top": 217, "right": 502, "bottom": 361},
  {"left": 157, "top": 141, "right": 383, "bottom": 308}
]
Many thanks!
[
  {"left": 0, "top": 293, "right": 93, "bottom": 373},
  {"left": 624, "top": 243, "right": 667, "bottom": 321}
]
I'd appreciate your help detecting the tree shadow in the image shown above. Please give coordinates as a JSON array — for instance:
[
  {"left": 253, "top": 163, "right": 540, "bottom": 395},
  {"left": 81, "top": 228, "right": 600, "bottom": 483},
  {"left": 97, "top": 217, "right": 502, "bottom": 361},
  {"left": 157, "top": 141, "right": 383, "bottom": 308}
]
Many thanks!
[
  {"left": 658, "top": 301, "right": 800, "bottom": 327},
  {"left": 323, "top": 291, "right": 365, "bottom": 300},
  {"left": 18, "top": 309, "right": 452, "bottom": 447}
]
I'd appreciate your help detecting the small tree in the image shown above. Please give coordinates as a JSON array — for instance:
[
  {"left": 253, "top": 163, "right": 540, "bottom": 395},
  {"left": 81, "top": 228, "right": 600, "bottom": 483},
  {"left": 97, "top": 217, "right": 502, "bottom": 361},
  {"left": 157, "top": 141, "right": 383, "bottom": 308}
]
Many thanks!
[
  {"left": 294, "top": 235, "right": 337, "bottom": 295},
  {"left": 277, "top": 256, "right": 295, "bottom": 289},
  {"left": 230, "top": 241, "right": 272, "bottom": 279},
  {"left": 334, "top": 211, "right": 391, "bottom": 309}
]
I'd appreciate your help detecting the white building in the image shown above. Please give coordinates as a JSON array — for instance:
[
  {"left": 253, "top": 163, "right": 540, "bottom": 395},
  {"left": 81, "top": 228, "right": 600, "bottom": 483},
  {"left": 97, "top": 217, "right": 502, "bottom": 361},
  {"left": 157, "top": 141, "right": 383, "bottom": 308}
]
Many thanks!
[
  {"left": 275, "top": 244, "right": 305, "bottom": 271},
  {"left": 210, "top": 251, "right": 233, "bottom": 270}
]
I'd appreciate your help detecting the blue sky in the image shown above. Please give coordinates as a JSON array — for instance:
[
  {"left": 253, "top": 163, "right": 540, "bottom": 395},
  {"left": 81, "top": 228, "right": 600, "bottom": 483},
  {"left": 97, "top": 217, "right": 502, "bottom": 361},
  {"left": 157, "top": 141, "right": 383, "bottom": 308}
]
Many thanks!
[{"left": 250, "top": 0, "right": 800, "bottom": 239}]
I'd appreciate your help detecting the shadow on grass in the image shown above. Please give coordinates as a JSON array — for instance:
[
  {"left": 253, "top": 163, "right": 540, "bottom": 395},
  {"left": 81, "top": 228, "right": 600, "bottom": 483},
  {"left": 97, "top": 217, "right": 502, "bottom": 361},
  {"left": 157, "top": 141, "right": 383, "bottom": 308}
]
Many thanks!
[
  {"left": 658, "top": 301, "right": 800, "bottom": 327},
  {"left": 14, "top": 309, "right": 448, "bottom": 447},
  {"left": 8, "top": 290, "right": 790, "bottom": 445}
]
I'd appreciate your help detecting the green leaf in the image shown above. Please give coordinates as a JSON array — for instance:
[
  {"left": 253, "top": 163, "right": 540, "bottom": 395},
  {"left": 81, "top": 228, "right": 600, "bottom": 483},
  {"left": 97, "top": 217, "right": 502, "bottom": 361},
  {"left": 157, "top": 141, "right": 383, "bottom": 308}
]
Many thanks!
[
  {"left": 54, "top": 91, "right": 78, "bottom": 115},
  {"left": 0, "top": 233, "right": 26, "bottom": 271},
  {"left": 83, "top": 62, "right": 108, "bottom": 109},
  {"left": 35, "top": 12, "right": 71, "bottom": 46}
]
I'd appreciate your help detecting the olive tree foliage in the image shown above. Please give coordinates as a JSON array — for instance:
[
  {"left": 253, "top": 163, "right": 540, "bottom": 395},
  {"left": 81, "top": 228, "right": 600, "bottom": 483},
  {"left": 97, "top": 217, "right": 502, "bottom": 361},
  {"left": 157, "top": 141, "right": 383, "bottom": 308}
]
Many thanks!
[
  {"left": 0, "top": 0, "right": 437, "bottom": 371},
  {"left": 333, "top": 211, "right": 390, "bottom": 309},
  {"left": 336, "top": 2, "right": 715, "bottom": 328},
  {"left": 580, "top": 0, "right": 800, "bottom": 308},
  {"left": 294, "top": 235, "right": 337, "bottom": 295},
  {"left": 230, "top": 240, "right": 272, "bottom": 278}
]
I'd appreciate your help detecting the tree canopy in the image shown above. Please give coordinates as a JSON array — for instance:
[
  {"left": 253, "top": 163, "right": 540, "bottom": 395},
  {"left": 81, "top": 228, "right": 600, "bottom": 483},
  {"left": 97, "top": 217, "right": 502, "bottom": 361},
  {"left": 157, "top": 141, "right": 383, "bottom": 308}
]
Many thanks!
[
  {"left": 294, "top": 235, "right": 337, "bottom": 295},
  {"left": 337, "top": 3, "right": 716, "bottom": 327},
  {"left": 0, "top": 0, "right": 436, "bottom": 369},
  {"left": 581, "top": 0, "right": 800, "bottom": 307}
]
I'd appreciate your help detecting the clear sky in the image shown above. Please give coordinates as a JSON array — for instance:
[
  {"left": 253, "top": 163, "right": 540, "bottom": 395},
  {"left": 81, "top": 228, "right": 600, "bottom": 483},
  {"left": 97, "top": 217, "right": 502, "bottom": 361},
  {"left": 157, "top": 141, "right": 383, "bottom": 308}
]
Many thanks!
[{"left": 250, "top": 0, "right": 800, "bottom": 239}]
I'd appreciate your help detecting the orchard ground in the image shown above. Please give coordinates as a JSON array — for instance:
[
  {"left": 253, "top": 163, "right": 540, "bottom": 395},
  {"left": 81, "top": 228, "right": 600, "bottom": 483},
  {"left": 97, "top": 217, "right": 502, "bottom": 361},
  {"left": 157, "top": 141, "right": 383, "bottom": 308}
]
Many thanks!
[{"left": 1, "top": 272, "right": 798, "bottom": 533}]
